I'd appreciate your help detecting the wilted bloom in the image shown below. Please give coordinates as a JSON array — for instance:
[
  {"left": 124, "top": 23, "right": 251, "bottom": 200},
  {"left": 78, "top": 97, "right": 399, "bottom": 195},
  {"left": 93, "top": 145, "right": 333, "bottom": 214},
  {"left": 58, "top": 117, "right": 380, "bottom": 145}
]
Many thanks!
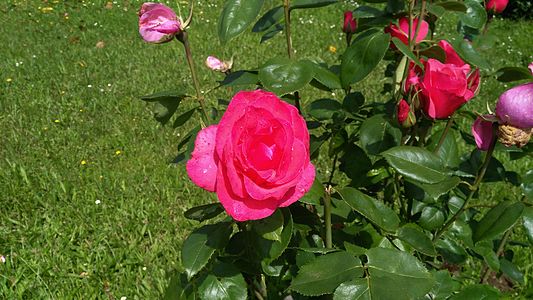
[
  {"left": 187, "top": 90, "right": 315, "bottom": 221},
  {"left": 385, "top": 17, "right": 429, "bottom": 46},
  {"left": 342, "top": 11, "right": 357, "bottom": 34},
  {"left": 138, "top": 3, "right": 181, "bottom": 43},
  {"left": 205, "top": 56, "right": 232, "bottom": 73},
  {"left": 472, "top": 83, "right": 533, "bottom": 150},
  {"left": 486, "top": 0, "right": 508, "bottom": 14}
]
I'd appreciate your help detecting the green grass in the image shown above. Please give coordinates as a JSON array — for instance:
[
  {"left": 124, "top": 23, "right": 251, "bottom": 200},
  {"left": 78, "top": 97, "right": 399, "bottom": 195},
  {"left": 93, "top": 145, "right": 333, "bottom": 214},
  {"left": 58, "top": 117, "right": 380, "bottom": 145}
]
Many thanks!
[{"left": 0, "top": 0, "right": 532, "bottom": 298}]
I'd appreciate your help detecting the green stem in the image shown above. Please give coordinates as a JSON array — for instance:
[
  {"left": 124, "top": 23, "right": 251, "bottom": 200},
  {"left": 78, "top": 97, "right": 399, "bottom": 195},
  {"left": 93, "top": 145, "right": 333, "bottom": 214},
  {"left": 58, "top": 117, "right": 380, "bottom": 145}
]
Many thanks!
[
  {"left": 177, "top": 31, "right": 211, "bottom": 125},
  {"left": 433, "top": 138, "right": 497, "bottom": 241},
  {"left": 283, "top": 0, "right": 292, "bottom": 59},
  {"left": 412, "top": 0, "right": 427, "bottom": 51},
  {"left": 324, "top": 186, "right": 333, "bottom": 249},
  {"left": 434, "top": 116, "right": 454, "bottom": 154},
  {"left": 480, "top": 229, "right": 512, "bottom": 283},
  {"left": 407, "top": 0, "right": 415, "bottom": 50}
]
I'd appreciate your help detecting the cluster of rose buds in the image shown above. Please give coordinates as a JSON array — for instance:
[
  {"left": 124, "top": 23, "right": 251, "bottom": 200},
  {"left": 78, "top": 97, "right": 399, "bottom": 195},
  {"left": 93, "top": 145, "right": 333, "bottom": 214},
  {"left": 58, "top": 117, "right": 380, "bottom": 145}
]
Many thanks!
[{"left": 472, "top": 82, "right": 533, "bottom": 150}]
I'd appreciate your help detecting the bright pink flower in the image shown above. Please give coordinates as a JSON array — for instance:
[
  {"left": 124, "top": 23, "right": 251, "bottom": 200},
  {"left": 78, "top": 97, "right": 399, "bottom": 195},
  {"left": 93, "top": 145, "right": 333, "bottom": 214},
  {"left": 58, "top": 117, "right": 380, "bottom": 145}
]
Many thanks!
[
  {"left": 342, "top": 11, "right": 357, "bottom": 34},
  {"left": 138, "top": 2, "right": 181, "bottom": 43},
  {"left": 186, "top": 90, "right": 315, "bottom": 221},
  {"left": 486, "top": 0, "right": 508, "bottom": 14},
  {"left": 385, "top": 17, "right": 429, "bottom": 46},
  {"left": 397, "top": 99, "right": 410, "bottom": 123},
  {"left": 528, "top": 62, "right": 533, "bottom": 75},
  {"left": 472, "top": 116, "right": 496, "bottom": 151},
  {"left": 496, "top": 82, "right": 533, "bottom": 129},
  {"left": 205, "top": 56, "right": 231, "bottom": 73}
]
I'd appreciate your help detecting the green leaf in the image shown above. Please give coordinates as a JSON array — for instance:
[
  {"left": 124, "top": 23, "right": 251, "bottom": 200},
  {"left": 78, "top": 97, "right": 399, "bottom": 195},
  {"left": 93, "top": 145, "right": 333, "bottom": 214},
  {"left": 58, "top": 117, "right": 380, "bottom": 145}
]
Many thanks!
[
  {"left": 339, "top": 187, "right": 400, "bottom": 232},
  {"left": 307, "top": 98, "right": 342, "bottom": 120},
  {"left": 359, "top": 114, "right": 401, "bottom": 155},
  {"left": 361, "top": 248, "right": 434, "bottom": 300},
  {"left": 428, "top": 128, "right": 460, "bottom": 169},
  {"left": 339, "top": 143, "right": 372, "bottom": 185},
  {"left": 141, "top": 90, "right": 188, "bottom": 125},
  {"left": 523, "top": 207, "right": 533, "bottom": 245},
  {"left": 407, "top": 177, "right": 461, "bottom": 201},
  {"left": 499, "top": 258, "right": 524, "bottom": 285},
  {"left": 382, "top": 146, "right": 449, "bottom": 184},
  {"left": 251, "top": 209, "right": 284, "bottom": 241},
  {"left": 472, "top": 201, "right": 524, "bottom": 243},
  {"left": 252, "top": 6, "right": 283, "bottom": 32},
  {"left": 140, "top": 90, "right": 187, "bottom": 102},
  {"left": 253, "top": 208, "right": 293, "bottom": 264},
  {"left": 290, "top": 0, "right": 337, "bottom": 10},
  {"left": 259, "top": 57, "right": 315, "bottom": 95},
  {"left": 340, "top": 31, "right": 390, "bottom": 88},
  {"left": 354, "top": 6, "right": 384, "bottom": 18},
  {"left": 197, "top": 262, "right": 247, "bottom": 300},
  {"left": 260, "top": 23, "right": 283, "bottom": 43},
  {"left": 219, "top": 70, "right": 259, "bottom": 87},
  {"left": 181, "top": 222, "right": 233, "bottom": 279},
  {"left": 419, "top": 206, "right": 445, "bottom": 231},
  {"left": 300, "top": 177, "right": 324, "bottom": 206},
  {"left": 218, "top": 0, "right": 264, "bottom": 43},
  {"left": 449, "top": 284, "right": 499, "bottom": 300},
  {"left": 434, "top": 1, "right": 467, "bottom": 13},
  {"left": 435, "top": 237, "right": 467, "bottom": 264},
  {"left": 427, "top": 270, "right": 461, "bottom": 300},
  {"left": 184, "top": 203, "right": 225, "bottom": 222},
  {"left": 391, "top": 37, "right": 424, "bottom": 68},
  {"left": 163, "top": 272, "right": 198, "bottom": 300},
  {"left": 307, "top": 62, "right": 342, "bottom": 90},
  {"left": 449, "top": 37, "right": 490, "bottom": 70},
  {"left": 495, "top": 66, "right": 533, "bottom": 82},
  {"left": 291, "top": 251, "right": 363, "bottom": 296},
  {"left": 473, "top": 241, "right": 500, "bottom": 271},
  {"left": 397, "top": 224, "right": 437, "bottom": 256},
  {"left": 521, "top": 170, "right": 533, "bottom": 200},
  {"left": 173, "top": 107, "right": 197, "bottom": 128},
  {"left": 459, "top": 0, "right": 487, "bottom": 30},
  {"left": 333, "top": 278, "right": 368, "bottom": 300}
]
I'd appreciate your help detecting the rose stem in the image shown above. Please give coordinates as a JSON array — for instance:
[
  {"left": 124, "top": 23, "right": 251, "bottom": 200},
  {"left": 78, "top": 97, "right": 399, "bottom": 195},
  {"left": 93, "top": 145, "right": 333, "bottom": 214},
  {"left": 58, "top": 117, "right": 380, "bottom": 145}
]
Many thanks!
[
  {"left": 407, "top": 0, "right": 415, "bottom": 50},
  {"left": 177, "top": 31, "right": 211, "bottom": 125},
  {"left": 324, "top": 154, "right": 338, "bottom": 249},
  {"left": 480, "top": 228, "right": 512, "bottom": 283},
  {"left": 433, "top": 116, "right": 454, "bottom": 154},
  {"left": 283, "top": 0, "right": 293, "bottom": 59},
  {"left": 433, "top": 136, "right": 497, "bottom": 242},
  {"left": 412, "top": 0, "right": 427, "bottom": 51}
]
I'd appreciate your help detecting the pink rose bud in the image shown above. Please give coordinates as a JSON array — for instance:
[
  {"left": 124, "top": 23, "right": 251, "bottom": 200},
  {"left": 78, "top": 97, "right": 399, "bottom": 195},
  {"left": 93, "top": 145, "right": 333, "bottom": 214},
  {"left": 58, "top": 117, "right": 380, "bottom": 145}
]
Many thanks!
[
  {"left": 486, "top": 0, "right": 509, "bottom": 14},
  {"left": 528, "top": 62, "right": 533, "bottom": 75},
  {"left": 472, "top": 115, "right": 496, "bottom": 151},
  {"left": 342, "top": 11, "right": 357, "bottom": 34},
  {"left": 205, "top": 56, "right": 232, "bottom": 73},
  {"left": 495, "top": 82, "right": 533, "bottom": 129},
  {"left": 138, "top": 2, "right": 181, "bottom": 44},
  {"left": 397, "top": 99, "right": 416, "bottom": 128},
  {"left": 385, "top": 17, "right": 429, "bottom": 46},
  {"left": 186, "top": 90, "right": 315, "bottom": 221}
]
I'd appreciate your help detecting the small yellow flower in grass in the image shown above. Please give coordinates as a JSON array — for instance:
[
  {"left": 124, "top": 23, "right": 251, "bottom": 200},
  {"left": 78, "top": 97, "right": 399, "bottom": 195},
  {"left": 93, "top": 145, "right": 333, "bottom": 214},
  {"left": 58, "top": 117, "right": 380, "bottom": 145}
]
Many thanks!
[
  {"left": 99, "top": 175, "right": 103, "bottom": 179},
  {"left": 81, "top": 160, "right": 87, "bottom": 165},
  {"left": 43, "top": 127, "right": 48, "bottom": 131},
  {"left": 54, "top": 119, "right": 60, "bottom": 123},
  {"left": 328, "top": 45, "right": 337, "bottom": 54},
  {"left": 115, "top": 150, "right": 122, "bottom": 155},
  {"left": 6, "top": 78, "right": 12, "bottom": 83},
  {"left": 41, "top": 7, "right": 53, "bottom": 13}
]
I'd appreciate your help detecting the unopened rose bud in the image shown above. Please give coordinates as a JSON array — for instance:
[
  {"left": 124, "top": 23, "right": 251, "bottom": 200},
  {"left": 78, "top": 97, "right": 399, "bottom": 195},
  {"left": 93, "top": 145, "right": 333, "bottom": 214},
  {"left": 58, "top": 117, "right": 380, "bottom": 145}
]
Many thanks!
[
  {"left": 397, "top": 99, "right": 416, "bottom": 128},
  {"left": 472, "top": 115, "right": 497, "bottom": 151},
  {"left": 205, "top": 56, "right": 232, "bottom": 73},
  {"left": 486, "top": 0, "right": 509, "bottom": 14},
  {"left": 497, "top": 124, "right": 532, "bottom": 148},
  {"left": 495, "top": 82, "right": 533, "bottom": 129},
  {"left": 342, "top": 11, "right": 357, "bottom": 34},
  {"left": 138, "top": 3, "right": 181, "bottom": 44}
]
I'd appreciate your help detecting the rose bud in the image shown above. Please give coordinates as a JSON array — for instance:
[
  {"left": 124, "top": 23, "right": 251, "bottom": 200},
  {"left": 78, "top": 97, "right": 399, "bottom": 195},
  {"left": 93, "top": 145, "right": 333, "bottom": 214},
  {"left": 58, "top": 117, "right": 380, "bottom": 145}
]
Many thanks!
[
  {"left": 385, "top": 17, "right": 429, "bottom": 46},
  {"left": 528, "top": 62, "right": 533, "bottom": 75},
  {"left": 138, "top": 2, "right": 181, "bottom": 44},
  {"left": 397, "top": 99, "right": 416, "bottom": 128},
  {"left": 205, "top": 56, "right": 232, "bottom": 73},
  {"left": 486, "top": 0, "right": 509, "bottom": 14},
  {"left": 417, "top": 40, "right": 480, "bottom": 119},
  {"left": 342, "top": 11, "right": 357, "bottom": 34},
  {"left": 496, "top": 82, "right": 533, "bottom": 129},
  {"left": 472, "top": 115, "right": 497, "bottom": 151},
  {"left": 186, "top": 90, "right": 315, "bottom": 221}
]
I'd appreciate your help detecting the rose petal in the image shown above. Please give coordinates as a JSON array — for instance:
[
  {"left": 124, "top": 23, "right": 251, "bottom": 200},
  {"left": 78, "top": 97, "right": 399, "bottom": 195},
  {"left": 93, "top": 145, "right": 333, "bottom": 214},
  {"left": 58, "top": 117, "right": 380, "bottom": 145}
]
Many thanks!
[
  {"left": 186, "top": 125, "right": 218, "bottom": 192},
  {"left": 472, "top": 116, "right": 496, "bottom": 151},
  {"left": 438, "top": 40, "right": 465, "bottom": 67},
  {"left": 278, "top": 163, "right": 316, "bottom": 207}
]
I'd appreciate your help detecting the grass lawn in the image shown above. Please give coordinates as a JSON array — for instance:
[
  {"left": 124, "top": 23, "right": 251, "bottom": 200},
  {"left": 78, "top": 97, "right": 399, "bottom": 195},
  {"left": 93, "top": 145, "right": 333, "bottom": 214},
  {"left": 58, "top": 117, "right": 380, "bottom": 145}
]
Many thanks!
[{"left": 1, "top": 0, "right": 532, "bottom": 298}]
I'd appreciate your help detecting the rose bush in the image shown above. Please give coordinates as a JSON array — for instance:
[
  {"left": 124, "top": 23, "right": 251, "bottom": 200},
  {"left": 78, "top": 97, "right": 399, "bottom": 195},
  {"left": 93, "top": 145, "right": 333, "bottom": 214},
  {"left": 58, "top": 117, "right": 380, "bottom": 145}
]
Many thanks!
[
  {"left": 138, "top": 2, "right": 181, "bottom": 43},
  {"left": 186, "top": 90, "right": 315, "bottom": 221}
]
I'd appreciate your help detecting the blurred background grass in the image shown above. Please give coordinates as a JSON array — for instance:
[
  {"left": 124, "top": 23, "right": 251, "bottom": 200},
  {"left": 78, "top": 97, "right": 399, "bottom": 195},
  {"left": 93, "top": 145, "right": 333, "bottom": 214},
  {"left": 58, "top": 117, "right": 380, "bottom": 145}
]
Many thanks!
[{"left": 0, "top": 0, "right": 532, "bottom": 298}]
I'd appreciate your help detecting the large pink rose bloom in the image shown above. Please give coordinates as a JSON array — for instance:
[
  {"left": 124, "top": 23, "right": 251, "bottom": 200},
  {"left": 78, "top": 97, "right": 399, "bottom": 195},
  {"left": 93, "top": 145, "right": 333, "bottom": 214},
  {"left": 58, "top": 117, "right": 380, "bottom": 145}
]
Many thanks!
[
  {"left": 496, "top": 82, "right": 533, "bottom": 129},
  {"left": 186, "top": 90, "right": 316, "bottom": 221},
  {"left": 486, "top": 0, "right": 508, "bottom": 14},
  {"left": 138, "top": 3, "right": 181, "bottom": 43},
  {"left": 412, "top": 40, "right": 480, "bottom": 119},
  {"left": 385, "top": 17, "right": 429, "bottom": 46}
]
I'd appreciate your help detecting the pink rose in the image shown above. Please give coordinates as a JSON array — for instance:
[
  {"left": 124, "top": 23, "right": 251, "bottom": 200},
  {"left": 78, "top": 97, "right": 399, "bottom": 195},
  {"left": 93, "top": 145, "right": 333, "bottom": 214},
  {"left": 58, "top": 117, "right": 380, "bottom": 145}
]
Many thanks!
[
  {"left": 385, "top": 17, "right": 429, "bottom": 46},
  {"left": 496, "top": 82, "right": 533, "bottom": 129},
  {"left": 408, "top": 40, "right": 480, "bottom": 119},
  {"left": 486, "top": 0, "right": 508, "bottom": 14},
  {"left": 205, "top": 56, "right": 232, "bottom": 73},
  {"left": 186, "top": 90, "right": 315, "bottom": 221},
  {"left": 342, "top": 11, "right": 357, "bottom": 34},
  {"left": 138, "top": 2, "right": 181, "bottom": 44}
]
